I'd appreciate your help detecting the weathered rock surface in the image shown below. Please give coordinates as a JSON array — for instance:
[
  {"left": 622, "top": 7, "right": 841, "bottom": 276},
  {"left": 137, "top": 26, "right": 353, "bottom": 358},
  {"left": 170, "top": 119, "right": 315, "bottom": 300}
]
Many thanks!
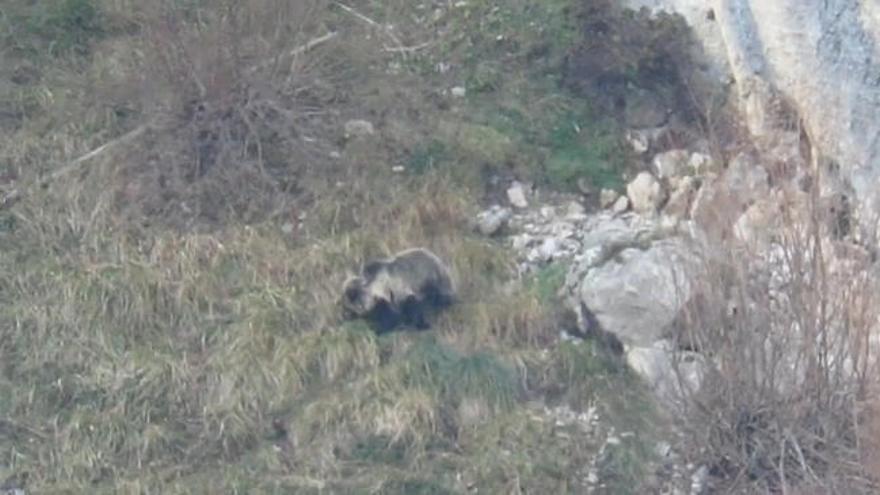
[
  {"left": 571, "top": 238, "right": 694, "bottom": 347},
  {"left": 626, "top": 0, "right": 880, "bottom": 236},
  {"left": 627, "top": 172, "right": 667, "bottom": 214},
  {"left": 473, "top": 205, "right": 512, "bottom": 236},
  {"left": 507, "top": 181, "right": 529, "bottom": 209},
  {"left": 626, "top": 340, "right": 705, "bottom": 404},
  {"left": 343, "top": 119, "right": 375, "bottom": 138},
  {"left": 652, "top": 149, "right": 690, "bottom": 180},
  {"left": 600, "top": 188, "right": 621, "bottom": 209}
]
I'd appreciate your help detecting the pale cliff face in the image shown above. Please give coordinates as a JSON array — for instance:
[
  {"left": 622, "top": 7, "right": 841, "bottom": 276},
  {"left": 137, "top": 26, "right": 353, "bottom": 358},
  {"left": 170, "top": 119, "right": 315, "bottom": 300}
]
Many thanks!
[{"left": 625, "top": 0, "right": 880, "bottom": 238}]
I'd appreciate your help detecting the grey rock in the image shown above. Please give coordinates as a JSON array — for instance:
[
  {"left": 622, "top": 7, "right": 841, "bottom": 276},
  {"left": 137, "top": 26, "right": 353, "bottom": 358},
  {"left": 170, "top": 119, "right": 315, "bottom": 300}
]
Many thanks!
[
  {"left": 507, "top": 181, "right": 529, "bottom": 209},
  {"left": 538, "top": 238, "right": 560, "bottom": 262},
  {"left": 625, "top": 129, "right": 651, "bottom": 154},
  {"left": 474, "top": 206, "right": 512, "bottom": 236},
  {"left": 343, "top": 119, "right": 375, "bottom": 138},
  {"left": 511, "top": 233, "right": 534, "bottom": 250},
  {"left": 627, "top": 172, "right": 667, "bottom": 214},
  {"left": 626, "top": 341, "right": 706, "bottom": 404},
  {"left": 600, "top": 188, "right": 620, "bottom": 209},
  {"left": 688, "top": 152, "right": 716, "bottom": 175},
  {"left": 611, "top": 195, "right": 630, "bottom": 214},
  {"left": 565, "top": 201, "right": 587, "bottom": 219},
  {"left": 576, "top": 239, "right": 694, "bottom": 347},
  {"left": 652, "top": 149, "right": 690, "bottom": 180},
  {"left": 626, "top": 0, "right": 880, "bottom": 238}
]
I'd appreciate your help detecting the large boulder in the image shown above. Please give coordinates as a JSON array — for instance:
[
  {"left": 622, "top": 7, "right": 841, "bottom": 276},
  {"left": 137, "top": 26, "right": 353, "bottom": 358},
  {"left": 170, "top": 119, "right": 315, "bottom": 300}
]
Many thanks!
[{"left": 567, "top": 233, "right": 695, "bottom": 347}]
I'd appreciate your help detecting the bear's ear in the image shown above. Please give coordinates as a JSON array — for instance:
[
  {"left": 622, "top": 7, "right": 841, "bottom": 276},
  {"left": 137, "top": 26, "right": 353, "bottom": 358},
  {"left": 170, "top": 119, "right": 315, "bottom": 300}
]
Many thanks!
[
  {"left": 363, "top": 261, "right": 384, "bottom": 278},
  {"left": 342, "top": 277, "right": 363, "bottom": 301},
  {"left": 344, "top": 284, "right": 361, "bottom": 303}
]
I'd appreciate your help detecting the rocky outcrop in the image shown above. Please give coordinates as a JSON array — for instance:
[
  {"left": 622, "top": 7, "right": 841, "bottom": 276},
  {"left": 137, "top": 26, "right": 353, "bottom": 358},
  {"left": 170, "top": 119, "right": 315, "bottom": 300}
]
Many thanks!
[{"left": 626, "top": 0, "right": 880, "bottom": 238}]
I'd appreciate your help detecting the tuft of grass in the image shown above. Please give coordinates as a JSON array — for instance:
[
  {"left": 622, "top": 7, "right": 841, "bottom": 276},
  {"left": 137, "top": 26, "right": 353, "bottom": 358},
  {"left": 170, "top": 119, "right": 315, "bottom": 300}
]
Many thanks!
[
  {"left": 528, "top": 262, "right": 569, "bottom": 303},
  {"left": 400, "top": 336, "right": 518, "bottom": 413},
  {"left": 545, "top": 112, "right": 625, "bottom": 191}
]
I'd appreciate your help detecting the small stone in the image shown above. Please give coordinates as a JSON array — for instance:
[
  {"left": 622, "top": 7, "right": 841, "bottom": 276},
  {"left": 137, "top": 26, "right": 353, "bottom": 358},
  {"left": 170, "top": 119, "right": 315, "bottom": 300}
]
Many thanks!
[
  {"left": 655, "top": 441, "right": 673, "bottom": 458},
  {"left": 281, "top": 223, "right": 295, "bottom": 235},
  {"left": 688, "top": 152, "right": 716, "bottom": 175},
  {"left": 511, "top": 233, "right": 533, "bottom": 250},
  {"left": 652, "top": 149, "right": 690, "bottom": 180},
  {"left": 451, "top": 86, "right": 467, "bottom": 97},
  {"left": 391, "top": 165, "right": 406, "bottom": 173},
  {"left": 474, "top": 206, "right": 512, "bottom": 236},
  {"left": 507, "top": 181, "right": 529, "bottom": 208},
  {"left": 329, "top": 151, "right": 342, "bottom": 159},
  {"left": 566, "top": 201, "right": 586, "bottom": 218},
  {"left": 626, "top": 130, "right": 650, "bottom": 154},
  {"left": 540, "top": 206, "right": 555, "bottom": 218},
  {"left": 343, "top": 119, "right": 375, "bottom": 138},
  {"left": 600, "top": 188, "right": 620, "bottom": 209},
  {"left": 627, "top": 172, "right": 667, "bottom": 214},
  {"left": 538, "top": 238, "right": 560, "bottom": 262},
  {"left": 612, "top": 195, "right": 630, "bottom": 214}
]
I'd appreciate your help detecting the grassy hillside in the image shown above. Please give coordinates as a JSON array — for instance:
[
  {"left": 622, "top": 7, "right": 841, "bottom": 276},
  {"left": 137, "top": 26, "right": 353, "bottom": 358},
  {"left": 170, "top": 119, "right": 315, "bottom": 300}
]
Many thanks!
[{"left": 0, "top": 0, "right": 676, "bottom": 493}]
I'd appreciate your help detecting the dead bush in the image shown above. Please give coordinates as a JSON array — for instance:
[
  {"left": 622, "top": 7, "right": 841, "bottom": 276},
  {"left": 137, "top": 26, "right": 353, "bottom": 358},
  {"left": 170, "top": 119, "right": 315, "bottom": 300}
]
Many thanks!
[
  {"left": 673, "top": 191, "right": 880, "bottom": 493},
  {"left": 98, "top": 0, "right": 362, "bottom": 229}
]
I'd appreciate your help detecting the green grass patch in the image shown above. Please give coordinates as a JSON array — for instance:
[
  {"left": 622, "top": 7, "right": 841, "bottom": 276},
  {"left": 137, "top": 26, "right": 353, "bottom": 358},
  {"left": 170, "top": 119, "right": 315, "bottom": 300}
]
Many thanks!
[
  {"left": 1, "top": 0, "right": 106, "bottom": 57},
  {"left": 528, "top": 262, "right": 568, "bottom": 303},
  {"left": 545, "top": 113, "right": 625, "bottom": 191}
]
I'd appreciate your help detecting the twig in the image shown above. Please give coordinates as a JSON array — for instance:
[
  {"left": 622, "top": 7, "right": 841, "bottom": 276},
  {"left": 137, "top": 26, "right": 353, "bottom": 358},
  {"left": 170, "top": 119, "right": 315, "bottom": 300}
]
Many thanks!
[
  {"left": 40, "top": 122, "right": 155, "bottom": 188},
  {"left": 247, "top": 30, "right": 338, "bottom": 77},
  {"left": 0, "top": 189, "right": 20, "bottom": 210},
  {"left": 333, "top": 2, "right": 408, "bottom": 56},
  {"left": 383, "top": 41, "right": 433, "bottom": 54},
  {"left": 334, "top": 2, "right": 379, "bottom": 27},
  {"left": 288, "top": 30, "right": 338, "bottom": 58}
]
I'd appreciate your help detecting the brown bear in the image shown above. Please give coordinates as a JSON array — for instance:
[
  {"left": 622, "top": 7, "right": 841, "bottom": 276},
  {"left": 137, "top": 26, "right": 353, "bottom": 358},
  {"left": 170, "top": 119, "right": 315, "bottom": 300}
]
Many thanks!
[{"left": 341, "top": 248, "right": 456, "bottom": 333}]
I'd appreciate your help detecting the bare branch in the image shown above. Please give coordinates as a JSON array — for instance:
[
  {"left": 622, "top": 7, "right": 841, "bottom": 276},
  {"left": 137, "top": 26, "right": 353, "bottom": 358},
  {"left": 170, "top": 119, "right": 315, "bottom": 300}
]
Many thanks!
[{"left": 40, "top": 122, "right": 156, "bottom": 188}]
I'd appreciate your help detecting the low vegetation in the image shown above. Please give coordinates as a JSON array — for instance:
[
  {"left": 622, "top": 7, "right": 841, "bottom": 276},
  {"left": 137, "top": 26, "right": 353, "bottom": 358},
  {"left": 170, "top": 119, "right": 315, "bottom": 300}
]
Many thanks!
[
  {"left": 3, "top": 0, "right": 875, "bottom": 493},
  {"left": 672, "top": 193, "right": 880, "bottom": 493},
  {"left": 0, "top": 0, "right": 662, "bottom": 492}
]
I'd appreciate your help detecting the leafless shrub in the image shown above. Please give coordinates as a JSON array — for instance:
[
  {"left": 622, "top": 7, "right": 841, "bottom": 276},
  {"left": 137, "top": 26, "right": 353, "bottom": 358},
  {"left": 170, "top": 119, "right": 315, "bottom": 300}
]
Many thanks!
[
  {"left": 103, "top": 0, "right": 358, "bottom": 228},
  {"left": 673, "top": 189, "right": 880, "bottom": 493}
]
